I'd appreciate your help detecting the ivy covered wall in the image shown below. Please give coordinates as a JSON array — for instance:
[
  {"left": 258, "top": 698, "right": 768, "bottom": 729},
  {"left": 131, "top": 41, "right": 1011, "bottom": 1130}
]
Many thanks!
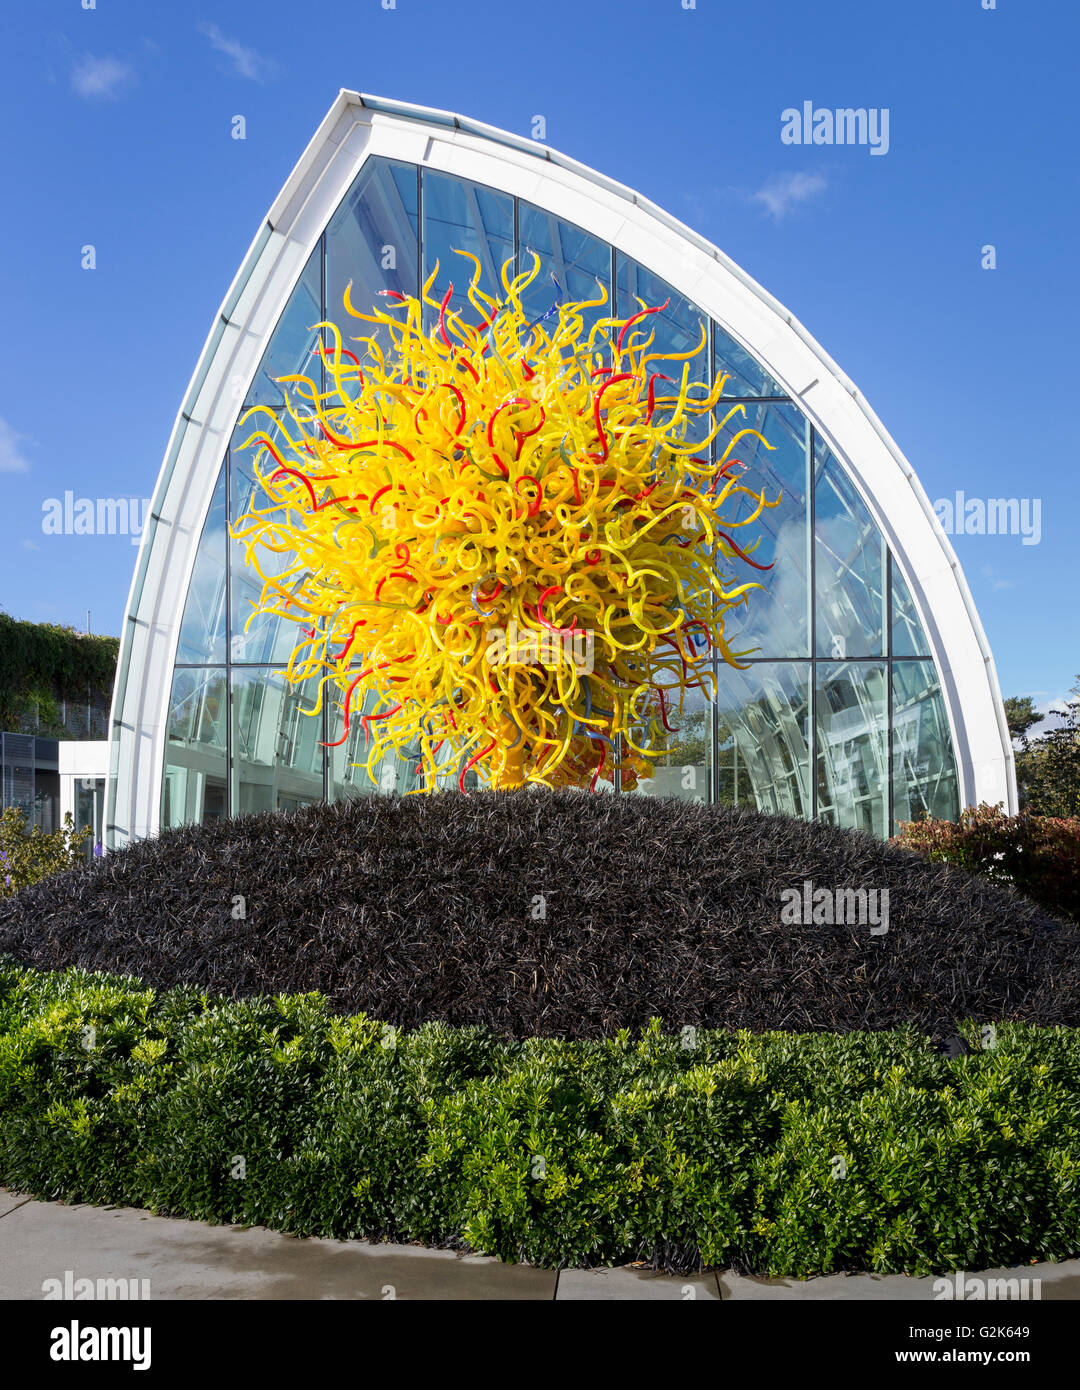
[{"left": 0, "top": 614, "right": 118, "bottom": 739}]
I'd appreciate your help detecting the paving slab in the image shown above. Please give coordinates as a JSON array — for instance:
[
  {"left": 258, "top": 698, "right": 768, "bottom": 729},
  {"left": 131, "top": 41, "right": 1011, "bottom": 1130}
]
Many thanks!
[
  {"left": 556, "top": 1267, "right": 720, "bottom": 1300},
  {"left": 0, "top": 1196, "right": 555, "bottom": 1300},
  {"left": 717, "top": 1260, "right": 1080, "bottom": 1300}
]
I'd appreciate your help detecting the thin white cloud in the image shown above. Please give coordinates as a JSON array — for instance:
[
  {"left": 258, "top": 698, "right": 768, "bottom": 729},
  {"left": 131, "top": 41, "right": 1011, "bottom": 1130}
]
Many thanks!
[
  {"left": 0, "top": 416, "right": 31, "bottom": 473},
  {"left": 198, "top": 22, "right": 277, "bottom": 82},
  {"left": 71, "top": 54, "right": 133, "bottom": 99},
  {"left": 980, "top": 563, "right": 1014, "bottom": 592},
  {"left": 752, "top": 171, "right": 827, "bottom": 221}
]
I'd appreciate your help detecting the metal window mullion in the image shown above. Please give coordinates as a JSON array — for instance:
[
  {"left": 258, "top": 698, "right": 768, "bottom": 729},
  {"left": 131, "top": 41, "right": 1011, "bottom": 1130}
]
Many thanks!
[
  {"left": 320, "top": 228, "right": 330, "bottom": 805},
  {"left": 709, "top": 315, "right": 719, "bottom": 808},
  {"left": 224, "top": 446, "right": 234, "bottom": 819},
  {"left": 886, "top": 551, "right": 895, "bottom": 836},
  {"left": 416, "top": 164, "right": 424, "bottom": 305},
  {"left": 809, "top": 424, "right": 818, "bottom": 820},
  {"left": 611, "top": 242, "right": 620, "bottom": 793}
]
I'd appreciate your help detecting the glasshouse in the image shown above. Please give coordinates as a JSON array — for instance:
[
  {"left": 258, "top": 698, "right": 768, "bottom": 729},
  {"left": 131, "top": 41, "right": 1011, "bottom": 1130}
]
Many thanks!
[{"left": 105, "top": 92, "right": 1015, "bottom": 850}]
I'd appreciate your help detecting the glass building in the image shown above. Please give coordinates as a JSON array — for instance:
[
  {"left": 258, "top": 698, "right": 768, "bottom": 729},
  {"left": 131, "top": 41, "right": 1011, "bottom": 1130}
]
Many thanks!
[{"left": 106, "top": 94, "right": 1015, "bottom": 849}]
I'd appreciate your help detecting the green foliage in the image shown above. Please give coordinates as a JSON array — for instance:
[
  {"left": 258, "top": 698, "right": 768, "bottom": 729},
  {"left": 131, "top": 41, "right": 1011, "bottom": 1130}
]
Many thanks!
[
  {"left": 895, "top": 802, "right": 1080, "bottom": 924},
  {"left": 1, "top": 960, "right": 1078, "bottom": 1277},
  {"left": 1004, "top": 695, "right": 1043, "bottom": 744},
  {"left": 0, "top": 809, "right": 90, "bottom": 899},
  {"left": 0, "top": 612, "right": 117, "bottom": 737},
  {"left": 1006, "top": 675, "right": 1080, "bottom": 819}
]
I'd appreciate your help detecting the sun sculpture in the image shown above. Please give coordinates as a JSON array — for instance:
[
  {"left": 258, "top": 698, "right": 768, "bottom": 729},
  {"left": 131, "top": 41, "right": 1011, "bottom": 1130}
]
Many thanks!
[{"left": 230, "top": 253, "right": 779, "bottom": 792}]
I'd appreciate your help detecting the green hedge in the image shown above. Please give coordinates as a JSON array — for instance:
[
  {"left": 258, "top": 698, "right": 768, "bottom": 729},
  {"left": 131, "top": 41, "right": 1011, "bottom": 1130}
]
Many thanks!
[
  {"left": 895, "top": 802, "right": 1080, "bottom": 924},
  {"left": 2, "top": 959, "right": 1078, "bottom": 1277}
]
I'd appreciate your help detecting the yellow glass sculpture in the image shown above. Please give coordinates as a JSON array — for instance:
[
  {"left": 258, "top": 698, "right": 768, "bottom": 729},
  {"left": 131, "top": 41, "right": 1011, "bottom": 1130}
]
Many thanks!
[{"left": 230, "top": 253, "right": 778, "bottom": 792}]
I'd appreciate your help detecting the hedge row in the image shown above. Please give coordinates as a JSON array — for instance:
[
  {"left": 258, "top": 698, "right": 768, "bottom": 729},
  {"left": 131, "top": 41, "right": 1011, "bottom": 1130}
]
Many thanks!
[
  {"left": 895, "top": 803, "right": 1080, "bottom": 924},
  {"left": 2, "top": 958, "right": 1078, "bottom": 1277}
]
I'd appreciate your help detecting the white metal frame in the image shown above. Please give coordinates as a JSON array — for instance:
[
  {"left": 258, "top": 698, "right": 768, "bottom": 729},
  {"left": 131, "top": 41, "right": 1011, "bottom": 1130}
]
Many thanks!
[{"left": 107, "top": 91, "right": 1016, "bottom": 846}]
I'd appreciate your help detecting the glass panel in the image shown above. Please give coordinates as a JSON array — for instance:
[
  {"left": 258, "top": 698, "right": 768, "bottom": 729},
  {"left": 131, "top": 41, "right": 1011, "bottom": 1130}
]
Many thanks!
[
  {"left": 161, "top": 668, "right": 228, "bottom": 829},
  {"left": 816, "top": 662, "right": 888, "bottom": 838},
  {"left": 891, "top": 555, "right": 931, "bottom": 658},
  {"left": 716, "top": 401, "right": 810, "bottom": 659},
  {"left": 715, "top": 662, "right": 811, "bottom": 817},
  {"left": 229, "top": 245, "right": 323, "bottom": 664},
  {"left": 815, "top": 438, "right": 886, "bottom": 658},
  {"left": 175, "top": 461, "right": 227, "bottom": 663},
  {"left": 233, "top": 244, "right": 322, "bottom": 419},
  {"left": 713, "top": 322, "right": 787, "bottom": 399},
  {"left": 892, "top": 660, "right": 960, "bottom": 831},
  {"left": 623, "top": 679, "right": 711, "bottom": 803},
  {"left": 327, "top": 685, "right": 424, "bottom": 799},
  {"left": 230, "top": 667, "right": 324, "bottom": 816},
  {"left": 518, "top": 203, "right": 611, "bottom": 340},
  {"left": 325, "top": 156, "right": 418, "bottom": 376},
  {"left": 421, "top": 171, "right": 514, "bottom": 332},
  {"left": 616, "top": 255, "right": 711, "bottom": 449}
]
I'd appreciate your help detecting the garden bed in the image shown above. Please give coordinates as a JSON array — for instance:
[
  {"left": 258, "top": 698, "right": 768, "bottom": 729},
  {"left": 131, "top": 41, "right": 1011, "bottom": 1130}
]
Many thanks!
[
  {"left": 1, "top": 959, "right": 1077, "bottom": 1277},
  {"left": 0, "top": 790, "right": 1075, "bottom": 1038}
]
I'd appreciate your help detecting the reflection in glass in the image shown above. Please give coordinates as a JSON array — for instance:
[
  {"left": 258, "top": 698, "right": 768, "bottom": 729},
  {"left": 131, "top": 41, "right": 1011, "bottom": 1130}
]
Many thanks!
[
  {"left": 624, "top": 679, "right": 711, "bottom": 803},
  {"left": 422, "top": 171, "right": 513, "bottom": 332},
  {"left": 230, "top": 667, "right": 324, "bottom": 816},
  {"left": 161, "top": 668, "right": 227, "bottom": 829},
  {"left": 816, "top": 662, "right": 888, "bottom": 838},
  {"left": 228, "top": 245, "right": 322, "bottom": 663},
  {"left": 327, "top": 684, "right": 423, "bottom": 799},
  {"left": 891, "top": 556, "right": 931, "bottom": 658},
  {"left": 175, "top": 462, "right": 227, "bottom": 663},
  {"left": 325, "top": 157, "right": 417, "bottom": 375},
  {"left": 715, "top": 662, "right": 811, "bottom": 817},
  {"left": 714, "top": 322, "right": 787, "bottom": 399},
  {"left": 815, "top": 438, "right": 886, "bottom": 658},
  {"left": 518, "top": 203, "right": 611, "bottom": 338},
  {"left": 892, "top": 661, "right": 959, "bottom": 830},
  {"left": 616, "top": 254, "right": 711, "bottom": 448},
  {"left": 717, "top": 402, "right": 809, "bottom": 659}
]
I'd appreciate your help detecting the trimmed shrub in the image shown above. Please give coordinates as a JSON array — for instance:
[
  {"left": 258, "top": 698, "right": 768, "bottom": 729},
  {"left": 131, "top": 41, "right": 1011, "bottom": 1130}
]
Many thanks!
[
  {"left": 0, "top": 808, "right": 90, "bottom": 899},
  {"left": 0, "top": 790, "right": 1076, "bottom": 1038},
  {"left": 895, "top": 803, "right": 1080, "bottom": 924},
  {"left": 1, "top": 960, "right": 1078, "bottom": 1277}
]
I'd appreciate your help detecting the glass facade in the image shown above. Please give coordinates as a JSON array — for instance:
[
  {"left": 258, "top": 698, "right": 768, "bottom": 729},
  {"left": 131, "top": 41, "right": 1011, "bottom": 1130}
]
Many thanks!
[{"left": 164, "top": 156, "right": 960, "bottom": 836}]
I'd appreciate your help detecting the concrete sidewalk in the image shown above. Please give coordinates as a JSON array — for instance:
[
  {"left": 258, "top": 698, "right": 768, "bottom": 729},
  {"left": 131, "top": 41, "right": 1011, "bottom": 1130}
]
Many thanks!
[{"left": 2, "top": 1189, "right": 1077, "bottom": 1300}]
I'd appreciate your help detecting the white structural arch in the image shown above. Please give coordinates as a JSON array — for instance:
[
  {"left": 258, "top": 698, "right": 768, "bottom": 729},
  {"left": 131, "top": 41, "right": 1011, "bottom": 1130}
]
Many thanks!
[{"left": 107, "top": 92, "right": 1015, "bottom": 848}]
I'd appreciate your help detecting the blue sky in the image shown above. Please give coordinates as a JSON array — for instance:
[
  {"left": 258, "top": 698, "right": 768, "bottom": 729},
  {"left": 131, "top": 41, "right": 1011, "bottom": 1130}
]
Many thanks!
[{"left": 1, "top": 0, "right": 1076, "bottom": 712}]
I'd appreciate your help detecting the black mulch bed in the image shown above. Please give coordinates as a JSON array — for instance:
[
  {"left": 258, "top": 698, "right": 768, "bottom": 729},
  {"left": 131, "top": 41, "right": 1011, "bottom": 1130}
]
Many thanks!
[{"left": 1, "top": 789, "right": 1076, "bottom": 1038}]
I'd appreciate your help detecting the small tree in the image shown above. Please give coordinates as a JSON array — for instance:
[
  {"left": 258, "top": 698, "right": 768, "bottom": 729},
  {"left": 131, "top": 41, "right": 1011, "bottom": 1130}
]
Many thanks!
[
  {"left": 0, "top": 807, "right": 91, "bottom": 898},
  {"left": 1003, "top": 694, "right": 1043, "bottom": 745},
  {"left": 1013, "top": 675, "right": 1080, "bottom": 818}
]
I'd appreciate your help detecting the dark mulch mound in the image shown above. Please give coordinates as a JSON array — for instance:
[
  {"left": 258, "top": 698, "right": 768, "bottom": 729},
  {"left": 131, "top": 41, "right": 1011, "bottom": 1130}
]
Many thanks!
[{"left": 1, "top": 789, "right": 1076, "bottom": 1038}]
